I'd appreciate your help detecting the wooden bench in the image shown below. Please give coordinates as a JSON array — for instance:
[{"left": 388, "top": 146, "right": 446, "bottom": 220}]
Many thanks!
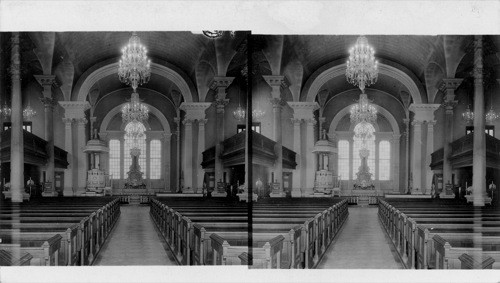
[
  {"left": 0, "top": 249, "right": 33, "bottom": 266},
  {"left": 0, "top": 234, "right": 62, "bottom": 266}
]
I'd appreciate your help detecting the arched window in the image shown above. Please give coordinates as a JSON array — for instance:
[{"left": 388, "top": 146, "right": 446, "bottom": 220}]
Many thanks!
[
  {"left": 378, "top": 140, "right": 391, "bottom": 180},
  {"left": 338, "top": 140, "right": 350, "bottom": 180},
  {"left": 149, "top": 139, "right": 161, "bottom": 179},
  {"left": 124, "top": 121, "right": 147, "bottom": 177},
  {"left": 109, "top": 139, "right": 121, "bottom": 179},
  {"left": 352, "top": 123, "right": 376, "bottom": 179}
]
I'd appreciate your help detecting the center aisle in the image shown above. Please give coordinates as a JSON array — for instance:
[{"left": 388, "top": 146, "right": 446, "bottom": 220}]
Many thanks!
[
  {"left": 93, "top": 205, "right": 177, "bottom": 266},
  {"left": 317, "top": 206, "right": 403, "bottom": 269}
]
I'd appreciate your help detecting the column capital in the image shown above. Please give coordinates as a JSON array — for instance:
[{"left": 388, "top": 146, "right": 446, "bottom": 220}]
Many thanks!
[
  {"left": 34, "top": 75, "right": 58, "bottom": 88},
  {"left": 439, "top": 78, "right": 463, "bottom": 92},
  {"left": 392, "top": 134, "right": 402, "bottom": 141},
  {"left": 59, "top": 101, "right": 91, "bottom": 119},
  {"left": 182, "top": 118, "right": 195, "bottom": 126},
  {"left": 62, "top": 117, "right": 74, "bottom": 125},
  {"left": 198, "top": 118, "right": 208, "bottom": 126},
  {"left": 427, "top": 120, "right": 437, "bottom": 127},
  {"left": 409, "top": 103, "right": 441, "bottom": 122},
  {"left": 269, "top": 97, "right": 285, "bottom": 108},
  {"left": 411, "top": 120, "right": 423, "bottom": 127},
  {"left": 305, "top": 118, "right": 317, "bottom": 126},
  {"left": 76, "top": 118, "right": 87, "bottom": 125},
  {"left": 40, "top": 97, "right": 57, "bottom": 109},
  {"left": 179, "top": 102, "right": 211, "bottom": 121},
  {"left": 209, "top": 76, "right": 235, "bottom": 90},
  {"left": 288, "top": 101, "right": 319, "bottom": 120},
  {"left": 291, "top": 118, "right": 302, "bottom": 125},
  {"left": 214, "top": 98, "right": 229, "bottom": 113},
  {"left": 162, "top": 132, "right": 172, "bottom": 141},
  {"left": 263, "top": 75, "right": 289, "bottom": 99}
]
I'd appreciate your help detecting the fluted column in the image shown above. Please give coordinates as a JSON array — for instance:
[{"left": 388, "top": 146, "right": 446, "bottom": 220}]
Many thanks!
[
  {"left": 425, "top": 121, "right": 436, "bottom": 194},
  {"left": 163, "top": 132, "right": 172, "bottom": 191},
  {"left": 403, "top": 118, "right": 410, "bottom": 193},
  {"left": 76, "top": 118, "right": 88, "bottom": 194},
  {"left": 182, "top": 119, "right": 194, "bottom": 190},
  {"left": 291, "top": 118, "right": 302, "bottom": 197},
  {"left": 305, "top": 118, "right": 317, "bottom": 195},
  {"left": 145, "top": 135, "right": 151, "bottom": 185},
  {"left": 63, "top": 118, "right": 74, "bottom": 196},
  {"left": 210, "top": 77, "right": 234, "bottom": 184},
  {"left": 197, "top": 119, "right": 207, "bottom": 190},
  {"left": 270, "top": 97, "right": 284, "bottom": 194},
  {"left": 441, "top": 78, "right": 461, "bottom": 186},
  {"left": 392, "top": 134, "right": 401, "bottom": 192},
  {"left": 174, "top": 116, "right": 181, "bottom": 191},
  {"left": 411, "top": 120, "right": 423, "bottom": 193},
  {"left": 10, "top": 32, "right": 23, "bottom": 202},
  {"left": 472, "top": 35, "right": 487, "bottom": 206}
]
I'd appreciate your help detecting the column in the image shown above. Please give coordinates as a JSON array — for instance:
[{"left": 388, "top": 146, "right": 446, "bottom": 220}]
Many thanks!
[
  {"left": 145, "top": 135, "right": 151, "bottom": 187},
  {"left": 76, "top": 118, "right": 88, "bottom": 194},
  {"left": 411, "top": 120, "right": 423, "bottom": 193},
  {"left": 426, "top": 121, "right": 436, "bottom": 195},
  {"left": 305, "top": 118, "right": 317, "bottom": 195},
  {"left": 63, "top": 118, "right": 74, "bottom": 196},
  {"left": 403, "top": 118, "right": 410, "bottom": 194},
  {"left": 182, "top": 119, "right": 194, "bottom": 190},
  {"left": 163, "top": 132, "right": 172, "bottom": 191},
  {"left": 120, "top": 137, "right": 125, "bottom": 181},
  {"left": 9, "top": 32, "right": 23, "bottom": 202},
  {"left": 375, "top": 135, "right": 379, "bottom": 190},
  {"left": 36, "top": 75, "right": 57, "bottom": 192},
  {"left": 174, "top": 116, "right": 181, "bottom": 191},
  {"left": 472, "top": 35, "right": 487, "bottom": 206},
  {"left": 197, "top": 119, "right": 207, "bottom": 190},
  {"left": 270, "top": 97, "right": 284, "bottom": 194},
  {"left": 392, "top": 134, "right": 401, "bottom": 193},
  {"left": 210, "top": 77, "right": 234, "bottom": 184},
  {"left": 291, "top": 118, "right": 302, "bottom": 197},
  {"left": 441, "top": 78, "right": 461, "bottom": 186}
]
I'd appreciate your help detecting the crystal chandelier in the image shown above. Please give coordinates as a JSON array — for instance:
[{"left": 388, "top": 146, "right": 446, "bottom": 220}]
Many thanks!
[
  {"left": 346, "top": 35, "right": 379, "bottom": 92},
  {"left": 485, "top": 106, "right": 498, "bottom": 124},
  {"left": 350, "top": 93, "right": 377, "bottom": 124},
  {"left": 118, "top": 32, "right": 151, "bottom": 91},
  {"left": 354, "top": 121, "right": 375, "bottom": 142},
  {"left": 1, "top": 101, "right": 11, "bottom": 119},
  {"left": 23, "top": 102, "right": 37, "bottom": 121},
  {"left": 462, "top": 104, "right": 474, "bottom": 124},
  {"left": 252, "top": 109, "right": 265, "bottom": 120},
  {"left": 233, "top": 88, "right": 246, "bottom": 121},
  {"left": 122, "top": 90, "right": 149, "bottom": 123}
]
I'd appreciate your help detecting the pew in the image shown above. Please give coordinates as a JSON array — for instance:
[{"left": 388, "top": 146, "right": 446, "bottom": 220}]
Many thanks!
[
  {"left": 0, "top": 234, "right": 62, "bottom": 266},
  {"left": 0, "top": 250, "right": 33, "bottom": 266}
]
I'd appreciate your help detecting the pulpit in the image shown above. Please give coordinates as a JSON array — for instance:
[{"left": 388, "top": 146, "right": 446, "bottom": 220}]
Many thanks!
[
  {"left": 83, "top": 130, "right": 109, "bottom": 196},
  {"left": 312, "top": 129, "right": 337, "bottom": 196}
]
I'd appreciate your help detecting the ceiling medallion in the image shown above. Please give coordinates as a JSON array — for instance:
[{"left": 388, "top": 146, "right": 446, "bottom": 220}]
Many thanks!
[{"left": 118, "top": 32, "right": 151, "bottom": 91}]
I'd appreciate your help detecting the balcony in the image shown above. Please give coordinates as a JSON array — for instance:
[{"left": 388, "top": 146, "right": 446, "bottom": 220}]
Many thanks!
[{"left": 1, "top": 129, "right": 68, "bottom": 168}]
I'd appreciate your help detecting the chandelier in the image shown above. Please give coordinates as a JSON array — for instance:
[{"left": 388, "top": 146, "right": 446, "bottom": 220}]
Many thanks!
[
  {"left": 233, "top": 88, "right": 246, "bottom": 121},
  {"left": 252, "top": 109, "right": 265, "bottom": 120},
  {"left": 354, "top": 121, "right": 375, "bottom": 142},
  {"left": 118, "top": 32, "right": 151, "bottom": 91},
  {"left": 201, "top": 31, "right": 235, "bottom": 39},
  {"left": 23, "top": 104, "right": 37, "bottom": 121},
  {"left": 462, "top": 104, "right": 474, "bottom": 124},
  {"left": 485, "top": 106, "right": 498, "bottom": 124},
  {"left": 346, "top": 35, "right": 379, "bottom": 92},
  {"left": 1, "top": 101, "right": 11, "bottom": 119},
  {"left": 350, "top": 93, "right": 377, "bottom": 124},
  {"left": 122, "top": 90, "right": 149, "bottom": 123}
]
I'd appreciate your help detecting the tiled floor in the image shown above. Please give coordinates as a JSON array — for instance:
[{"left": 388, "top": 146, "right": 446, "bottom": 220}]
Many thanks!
[
  {"left": 93, "top": 205, "right": 177, "bottom": 266},
  {"left": 317, "top": 206, "right": 403, "bottom": 269}
]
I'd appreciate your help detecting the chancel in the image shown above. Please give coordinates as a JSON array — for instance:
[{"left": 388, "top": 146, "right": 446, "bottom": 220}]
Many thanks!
[{"left": 1, "top": 32, "right": 500, "bottom": 270}]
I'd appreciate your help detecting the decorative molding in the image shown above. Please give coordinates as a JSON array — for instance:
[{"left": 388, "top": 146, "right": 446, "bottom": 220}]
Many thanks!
[
  {"left": 209, "top": 76, "right": 235, "bottom": 90},
  {"left": 291, "top": 118, "right": 302, "bottom": 124},
  {"left": 269, "top": 97, "right": 286, "bottom": 108},
  {"left": 40, "top": 97, "right": 57, "bottom": 108},
  {"left": 409, "top": 103, "right": 441, "bottom": 122},
  {"left": 288, "top": 102, "right": 319, "bottom": 120},
  {"left": 59, "top": 101, "right": 91, "bottom": 119},
  {"left": 440, "top": 78, "right": 463, "bottom": 92},
  {"left": 198, "top": 118, "right": 208, "bottom": 126},
  {"left": 182, "top": 118, "right": 195, "bottom": 125},
  {"left": 411, "top": 120, "right": 423, "bottom": 127},
  {"left": 76, "top": 118, "right": 88, "bottom": 125},
  {"left": 179, "top": 102, "right": 211, "bottom": 121},
  {"left": 214, "top": 98, "right": 229, "bottom": 113},
  {"left": 34, "top": 75, "right": 58, "bottom": 88},
  {"left": 262, "top": 75, "right": 289, "bottom": 89}
]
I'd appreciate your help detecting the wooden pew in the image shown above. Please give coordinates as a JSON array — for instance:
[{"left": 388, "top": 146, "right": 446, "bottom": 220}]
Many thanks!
[
  {"left": 0, "top": 250, "right": 33, "bottom": 266},
  {"left": 0, "top": 234, "right": 62, "bottom": 266}
]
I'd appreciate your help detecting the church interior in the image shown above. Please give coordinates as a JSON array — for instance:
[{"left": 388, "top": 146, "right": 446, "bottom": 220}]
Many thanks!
[{"left": 1, "top": 32, "right": 500, "bottom": 271}]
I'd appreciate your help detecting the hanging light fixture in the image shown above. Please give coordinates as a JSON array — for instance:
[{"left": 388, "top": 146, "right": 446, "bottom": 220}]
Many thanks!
[
  {"left": 232, "top": 87, "right": 246, "bottom": 121},
  {"left": 23, "top": 101, "right": 37, "bottom": 121},
  {"left": 350, "top": 92, "right": 378, "bottom": 124},
  {"left": 462, "top": 90, "right": 474, "bottom": 124},
  {"left": 1, "top": 101, "right": 11, "bottom": 119},
  {"left": 485, "top": 91, "right": 498, "bottom": 124},
  {"left": 122, "top": 90, "right": 149, "bottom": 123},
  {"left": 346, "top": 35, "right": 379, "bottom": 92},
  {"left": 252, "top": 104, "right": 265, "bottom": 120},
  {"left": 118, "top": 32, "right": 151, "bottom": 91}
]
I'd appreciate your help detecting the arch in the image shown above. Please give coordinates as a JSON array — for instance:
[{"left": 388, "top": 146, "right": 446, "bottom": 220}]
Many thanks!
[
  {"left": 99, "top": 103, "right": 172, "bottom": 135},
  {"left": 73, "top": 58, "right": 197, "bottom": 102},
  {"left": 301, "top": 59, "right": 425, "bottom": 104},
  {"left": 328, "top": 104, "right": 401, "bottom": 137}
]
